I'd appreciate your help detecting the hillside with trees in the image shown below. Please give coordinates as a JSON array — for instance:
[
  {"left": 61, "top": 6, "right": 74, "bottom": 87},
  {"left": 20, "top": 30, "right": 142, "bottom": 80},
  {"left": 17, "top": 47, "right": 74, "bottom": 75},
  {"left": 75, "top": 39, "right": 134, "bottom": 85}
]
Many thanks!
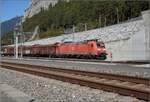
[{"left": 2, "top": 0, "right": 149, "bottom": 45}]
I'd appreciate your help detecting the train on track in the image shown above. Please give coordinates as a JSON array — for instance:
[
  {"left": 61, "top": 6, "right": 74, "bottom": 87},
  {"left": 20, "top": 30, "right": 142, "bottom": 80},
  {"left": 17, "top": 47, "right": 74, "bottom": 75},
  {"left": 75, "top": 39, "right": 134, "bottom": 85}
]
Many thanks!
[{"left": 1, "top": 40, "right": 107, "bottom": 60}]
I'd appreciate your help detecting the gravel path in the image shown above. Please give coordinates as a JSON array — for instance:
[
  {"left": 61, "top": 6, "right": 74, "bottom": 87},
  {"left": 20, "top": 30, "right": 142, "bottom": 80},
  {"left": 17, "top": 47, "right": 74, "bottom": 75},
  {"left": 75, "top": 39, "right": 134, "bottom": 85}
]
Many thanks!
[{"left": 0, "top": 67, "right": 145, "bottom": 102}]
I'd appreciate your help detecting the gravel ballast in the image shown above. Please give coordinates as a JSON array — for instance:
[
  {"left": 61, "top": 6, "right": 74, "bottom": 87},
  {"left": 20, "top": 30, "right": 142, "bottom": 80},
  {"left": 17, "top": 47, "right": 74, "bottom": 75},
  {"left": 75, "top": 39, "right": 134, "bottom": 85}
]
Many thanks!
[{"left": 0, "top": 67, "right": 145, "bottom": 102}]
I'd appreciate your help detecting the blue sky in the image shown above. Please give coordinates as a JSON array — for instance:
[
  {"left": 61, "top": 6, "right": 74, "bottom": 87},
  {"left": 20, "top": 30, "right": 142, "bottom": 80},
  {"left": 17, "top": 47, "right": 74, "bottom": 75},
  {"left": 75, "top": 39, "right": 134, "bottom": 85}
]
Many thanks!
[{"left": 0, "top": 0, "right": 29, "bottom": 22}]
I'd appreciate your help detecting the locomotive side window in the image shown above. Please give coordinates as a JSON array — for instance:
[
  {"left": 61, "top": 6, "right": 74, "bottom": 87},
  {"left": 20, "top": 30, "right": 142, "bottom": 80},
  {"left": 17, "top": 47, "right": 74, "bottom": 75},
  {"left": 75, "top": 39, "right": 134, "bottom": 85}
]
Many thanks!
[{"left": 97, "top": 43, "right": 100, "bottom": 47}]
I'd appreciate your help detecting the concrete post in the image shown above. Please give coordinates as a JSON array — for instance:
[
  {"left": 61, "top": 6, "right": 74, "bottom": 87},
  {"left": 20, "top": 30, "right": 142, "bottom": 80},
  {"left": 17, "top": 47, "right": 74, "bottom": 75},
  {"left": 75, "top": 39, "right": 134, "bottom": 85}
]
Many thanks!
[
  {"left": 14, "top": 30, "right": 16, "bottom": 57},
  {"left": 116, "top": 7, "right": 119, "bottom": 24},
  {"left": 142, "top": 10, "right": 150, "bottom": 61},
  {"left": 73, "top": 25, "right": 75, "bottom": 41},
  {"left": 15, "top": 35, "right": 18, "bottom": 59}
]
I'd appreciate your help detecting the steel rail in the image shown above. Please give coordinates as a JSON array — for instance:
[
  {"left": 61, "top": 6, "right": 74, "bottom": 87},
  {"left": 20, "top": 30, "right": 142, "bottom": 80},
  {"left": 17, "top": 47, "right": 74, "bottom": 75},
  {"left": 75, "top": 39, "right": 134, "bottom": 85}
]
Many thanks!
[{"left": 0, "top": 61, "right": 150, "bottom": 101}]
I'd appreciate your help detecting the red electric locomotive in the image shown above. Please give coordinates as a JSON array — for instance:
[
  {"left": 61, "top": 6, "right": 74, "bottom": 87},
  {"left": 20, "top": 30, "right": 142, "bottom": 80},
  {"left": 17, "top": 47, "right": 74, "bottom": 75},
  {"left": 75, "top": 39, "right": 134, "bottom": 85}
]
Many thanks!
[
  {"left": 55, "top": 40, "right": 107, "bottom": 60},
  {"left": 1, "top": 40, "right": 107, "bottom": 60}
]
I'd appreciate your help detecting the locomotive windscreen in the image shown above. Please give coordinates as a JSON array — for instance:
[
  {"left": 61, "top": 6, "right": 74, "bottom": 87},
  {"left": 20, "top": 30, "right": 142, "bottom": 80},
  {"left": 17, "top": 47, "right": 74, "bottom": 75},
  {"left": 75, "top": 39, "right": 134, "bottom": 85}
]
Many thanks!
[{"left": 97, "top": 42, "right": 105, "bottom": 48}]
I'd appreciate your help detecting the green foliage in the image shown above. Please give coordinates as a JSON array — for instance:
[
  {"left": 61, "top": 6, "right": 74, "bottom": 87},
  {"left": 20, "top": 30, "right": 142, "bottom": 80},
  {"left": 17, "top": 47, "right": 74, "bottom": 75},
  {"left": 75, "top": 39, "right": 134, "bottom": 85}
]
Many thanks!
[
  {"left": 39, "top": 27, "right": 64, "bottom": 39},
  {"left": 23, "top": 0, "right": 149, "bottom": 34}
]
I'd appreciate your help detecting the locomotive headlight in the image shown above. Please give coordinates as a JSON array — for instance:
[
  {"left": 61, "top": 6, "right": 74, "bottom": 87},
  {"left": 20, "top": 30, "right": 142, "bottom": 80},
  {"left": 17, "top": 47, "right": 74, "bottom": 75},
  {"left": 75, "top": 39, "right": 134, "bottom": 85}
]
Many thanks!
[
  {"left": 98, "top": 48, "right": 106, "bottom": 52},
  {"left": 103, "top": 48, "right": 106, "bottom": 51},
  {"left": 98, "top": 49, "right": 101, "bottom": 51}
]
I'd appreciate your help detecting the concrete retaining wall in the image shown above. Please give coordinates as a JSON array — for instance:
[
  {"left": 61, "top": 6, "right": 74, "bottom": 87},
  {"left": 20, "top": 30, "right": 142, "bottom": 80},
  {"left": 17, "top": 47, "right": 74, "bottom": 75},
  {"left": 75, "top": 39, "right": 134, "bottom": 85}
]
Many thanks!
[
  {"left": 106, "top": 10, "right": 150, "bottom": 61},
  {"left": 142, "top": 10, "right": 150, "bottom": 61}
]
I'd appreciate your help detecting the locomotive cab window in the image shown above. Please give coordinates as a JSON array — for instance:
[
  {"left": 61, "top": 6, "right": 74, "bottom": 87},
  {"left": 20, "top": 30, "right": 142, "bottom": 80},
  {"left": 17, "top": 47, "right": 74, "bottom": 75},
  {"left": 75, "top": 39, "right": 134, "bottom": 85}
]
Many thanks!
[{"left": 97, "top": 43, "right": 105, "bottom": 48}]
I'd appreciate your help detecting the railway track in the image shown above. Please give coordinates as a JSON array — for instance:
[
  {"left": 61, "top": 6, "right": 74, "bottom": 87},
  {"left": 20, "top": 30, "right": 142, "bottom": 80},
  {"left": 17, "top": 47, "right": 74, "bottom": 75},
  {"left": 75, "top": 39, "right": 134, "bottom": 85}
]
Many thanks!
[{"left": 0, "top": 61, "right": 150, "bottom": 101}]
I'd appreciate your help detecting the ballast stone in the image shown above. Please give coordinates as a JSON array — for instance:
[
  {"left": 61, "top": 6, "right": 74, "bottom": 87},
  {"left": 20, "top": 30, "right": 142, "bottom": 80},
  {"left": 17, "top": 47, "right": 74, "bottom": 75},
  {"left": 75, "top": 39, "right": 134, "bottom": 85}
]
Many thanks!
[{"left": 0, "top": 84, "right": 35, "bottom": 102}]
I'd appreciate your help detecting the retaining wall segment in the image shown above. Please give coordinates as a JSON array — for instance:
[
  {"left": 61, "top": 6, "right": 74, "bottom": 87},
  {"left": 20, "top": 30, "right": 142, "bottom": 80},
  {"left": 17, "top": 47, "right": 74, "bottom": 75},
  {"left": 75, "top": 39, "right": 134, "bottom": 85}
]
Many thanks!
[{"left": 0, "top": 84, "right": 35, "bottom": 102}]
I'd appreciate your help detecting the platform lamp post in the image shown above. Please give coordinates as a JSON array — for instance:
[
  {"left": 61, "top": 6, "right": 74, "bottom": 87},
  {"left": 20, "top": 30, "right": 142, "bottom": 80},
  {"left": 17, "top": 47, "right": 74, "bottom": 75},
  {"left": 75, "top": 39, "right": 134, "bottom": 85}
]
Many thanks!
[
  {"left": 20, "top": 21, "right": 24, "bottom": 58},
  {"left": 14, "top": 25, "right": 19, "bottom": 59}
]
